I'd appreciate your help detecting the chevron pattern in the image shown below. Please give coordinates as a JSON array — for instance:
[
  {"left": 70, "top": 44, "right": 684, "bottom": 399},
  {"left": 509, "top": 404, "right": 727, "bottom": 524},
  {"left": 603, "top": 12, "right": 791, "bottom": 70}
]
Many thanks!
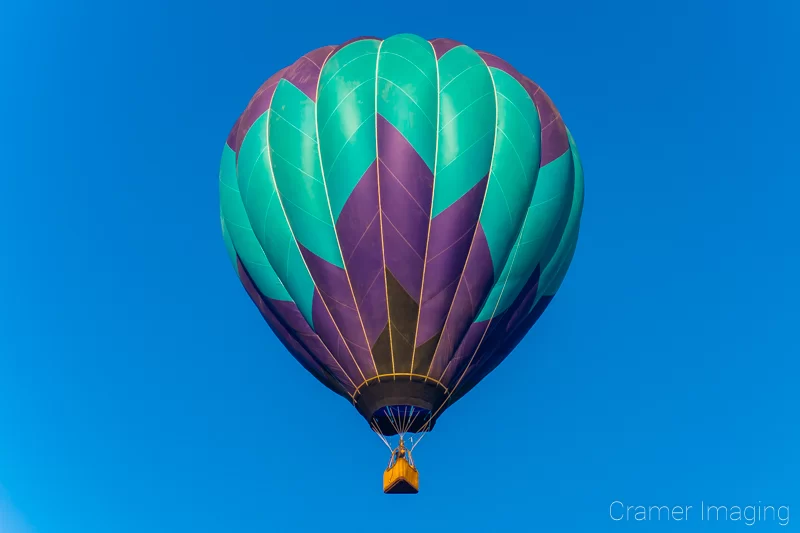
[{"left": 219, "top": 34, "right": 584, "bottom": 409}]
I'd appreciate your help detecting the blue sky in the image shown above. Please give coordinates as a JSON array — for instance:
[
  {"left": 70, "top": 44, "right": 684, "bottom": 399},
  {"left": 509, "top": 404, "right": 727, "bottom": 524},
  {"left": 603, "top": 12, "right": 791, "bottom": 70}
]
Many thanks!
[{"left": 1, "top": 0, "right": 797, "bottom": 532}]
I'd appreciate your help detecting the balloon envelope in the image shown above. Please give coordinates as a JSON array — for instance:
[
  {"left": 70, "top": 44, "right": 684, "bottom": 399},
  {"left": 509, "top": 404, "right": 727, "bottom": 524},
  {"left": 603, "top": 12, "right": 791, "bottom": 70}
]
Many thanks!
[{"left": 219, "top": 34, "right": 584, "bottom": 435}]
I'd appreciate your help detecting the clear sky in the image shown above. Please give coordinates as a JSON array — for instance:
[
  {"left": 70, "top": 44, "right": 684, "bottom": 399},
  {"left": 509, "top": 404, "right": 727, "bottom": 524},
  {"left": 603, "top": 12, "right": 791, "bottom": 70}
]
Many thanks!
[{"left": 1, "top": 0, "right": 797, "bottom": 532}]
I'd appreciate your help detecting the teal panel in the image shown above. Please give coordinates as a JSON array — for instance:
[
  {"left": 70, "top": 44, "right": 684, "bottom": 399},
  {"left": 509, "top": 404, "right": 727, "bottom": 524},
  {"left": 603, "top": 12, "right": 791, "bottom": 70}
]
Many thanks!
[
  {"left": 220, "top": 210, "right": 237, "bottom": 271},
  {"left": 475, "top": 147, "right": 575, "bottom": 321},
  {"left": 516, "top": 150, "right": 575, "bottom": 269},
  {"left": 479, "top": 67, "right": 541, "bottom": 277},
  {"left": 535, "top": 153, "right": 576, "bottom": 277},
  {"left": 475, "top": 223, "right": 522, "bottom": 322},
  {"left": 269, "top": 79, "right": 343, "bottom": 268},
  {"left": 317, "top": 39, "right": 380, "bottom": 222},
  {"left": 236, "top": 112, "right": 317, "bottom": 325},
  {"left": 219, "top": 144, "right": 291, "bottom": 301},
  {"left": 376, "top": 33, "right": 438, "bottom": 171},
  {"left": 541, "top": 238, "right": 578, "bottom": 301},
  {"left": 537, "top": 130, "right": 585, "bottom": 299},
  {"left": 431, "top": 45, "right": 496, "bottom": 217}
]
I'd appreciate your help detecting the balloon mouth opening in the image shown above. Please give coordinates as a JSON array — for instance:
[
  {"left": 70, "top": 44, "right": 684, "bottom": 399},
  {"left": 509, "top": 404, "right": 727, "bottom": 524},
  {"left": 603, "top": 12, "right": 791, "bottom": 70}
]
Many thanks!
[
  {"left": 355, "top": 379, "right": 447, "bottom": 436},
  {"left": 371, "top": 405, "right": 433, "bottom": 436}
]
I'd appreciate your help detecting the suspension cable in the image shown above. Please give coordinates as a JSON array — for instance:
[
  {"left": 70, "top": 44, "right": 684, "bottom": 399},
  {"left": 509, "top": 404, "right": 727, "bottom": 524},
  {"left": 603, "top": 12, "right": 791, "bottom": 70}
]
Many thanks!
[
  {"left": 371, "top": 419, "right": 393, "bottom": 451},
  {"left": 385, "top": 406, "right": 402, "bottom": 436}
]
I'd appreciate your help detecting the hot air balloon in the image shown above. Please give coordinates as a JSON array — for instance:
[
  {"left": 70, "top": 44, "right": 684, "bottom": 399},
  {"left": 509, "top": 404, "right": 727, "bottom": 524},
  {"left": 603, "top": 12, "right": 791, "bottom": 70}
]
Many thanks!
[{"left": 219, "top": 33, "right": 584, "bottom": 494}]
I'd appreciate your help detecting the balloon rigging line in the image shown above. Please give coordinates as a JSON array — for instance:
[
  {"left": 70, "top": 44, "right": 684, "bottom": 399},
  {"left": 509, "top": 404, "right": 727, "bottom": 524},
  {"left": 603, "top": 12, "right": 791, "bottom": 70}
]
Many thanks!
[
  {"left": 390, "top": 409, "right": 403, "bottom": 438},
  {"left": 385, "top": 407, "right": 401, "bottom": 436},
  {"left": 397, "top": 407, "right": 406, "bottom": 435},
  {"left": 410, "top": 426, "right": 427, "bottom": 452},
  {"left": 396, "top": 407, "right": 406, "bottom": 435},
  {"left": 371, "top": 419, "right": 393, "bottom": 451},
  {"left": 394, "top": 408, "right": 406, "bottom": 436},
  {"left": 402, "top": 407, "right": 416, "bottom": 434},
  {"left": 405, "top": 407, "right": 422, "bottom": 435}
]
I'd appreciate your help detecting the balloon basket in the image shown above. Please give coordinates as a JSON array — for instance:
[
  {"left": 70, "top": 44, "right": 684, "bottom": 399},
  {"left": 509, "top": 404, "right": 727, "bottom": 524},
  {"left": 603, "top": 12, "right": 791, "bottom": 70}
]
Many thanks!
[{"left": 383, "top": 457, "right": 419, "bottom": 494}]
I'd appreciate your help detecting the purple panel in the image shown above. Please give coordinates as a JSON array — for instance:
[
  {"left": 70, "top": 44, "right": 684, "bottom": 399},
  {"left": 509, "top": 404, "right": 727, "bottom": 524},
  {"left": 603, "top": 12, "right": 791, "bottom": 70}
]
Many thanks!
[
  {"left": 234, "top": 45, "right": 339, "bottom": 155},
  {"left": 428, "top": 225, "right": 495, "bottom": 380},
  {"left": 303, "top": 45, "right": 336, "bottom": 70},
  {"left": 310, "top": 290, "right": 371, "bottom": 384},
  {"left": 444, "top": 264, "right": 543, "bottom": 391},
  {"left": 416, "top": 175, "right": 489, "bottom": 345},
  {"left": 267, "top": 300, "right": 357, "bottom": 395},
  {"left": 234, "top": 68, "right": 287, "bottom": 156},
  {"left": 237, "top": 258, "right": 328, "bottom": 381},
  {"left": 226, "top": 114, "right": 243, "bottom": 150},
  {"left": 439, "top": 320, "right": 490, "bottom": 388},
  {"left": 453, "top": 295, "right": 554, "bottom": 403},
  {"left": 429, "top": 38, "right": 462, "bottom": 59},
  {"left": 530, "top": 87, "right": 570, "bottom": 167},
  {"left": 381, "top": 212, "right": 424, "bottom": 302},
  {"left": 236, "top": 257, "right": 355, "bottom": 395},
  {"left": 377, "top": 115, "right": 433, "bottom": 300},
  {"left": 475, "top": 52, "right": 521, "bottom": 76},
  {"left": 331, "top": 36, "right": 382, "bottom": 56},
  {"left": 496, "top": 294, "right": 553, "bottom": 361},
  {"left": 300, "top": 244, "right": 378, "bottom": 379},
  {"left": 505, "top": 268, "right": 543, "bottom": 335},
  {"left": 335, "top": 161, "right": 387, "bottom": 346},
  {"left": 476, "top": 51, "right": 569, "bottom": 167},
  {"left": 281, "top": 45, "right": 335, "bottom": 101}
]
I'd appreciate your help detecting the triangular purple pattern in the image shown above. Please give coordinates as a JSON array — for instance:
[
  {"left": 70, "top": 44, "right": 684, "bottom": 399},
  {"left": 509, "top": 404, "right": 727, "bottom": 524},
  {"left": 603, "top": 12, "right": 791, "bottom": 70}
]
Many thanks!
[
  {"left": 429, "top": 37, "right": 462, "bottom": 59},
  {"left": 416, "top": 175, "right": 489, "bottom": 345},
  {"left": 299, "top": 242, "right": 378, "bottom": 378},
  {"left": 377, "top": 115, "right": 433, "bottom": 301},
  {"left": 477, "top": 51, "right": 569, "bottom": 167},
  {"left": 281, "top": 45, "right": 335, "bottom": 101},
  {"left": 236, "top": 256, "right": 354, "bottom": 396},
  {"left": 335, "top": 161, "right": 389, "bottom": 350},
  {"left": 233, "top": 68, "right": 286, "bottom": 157},
  {"left": 427, "top": 224, "right": 495, "bottom": 380}
]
